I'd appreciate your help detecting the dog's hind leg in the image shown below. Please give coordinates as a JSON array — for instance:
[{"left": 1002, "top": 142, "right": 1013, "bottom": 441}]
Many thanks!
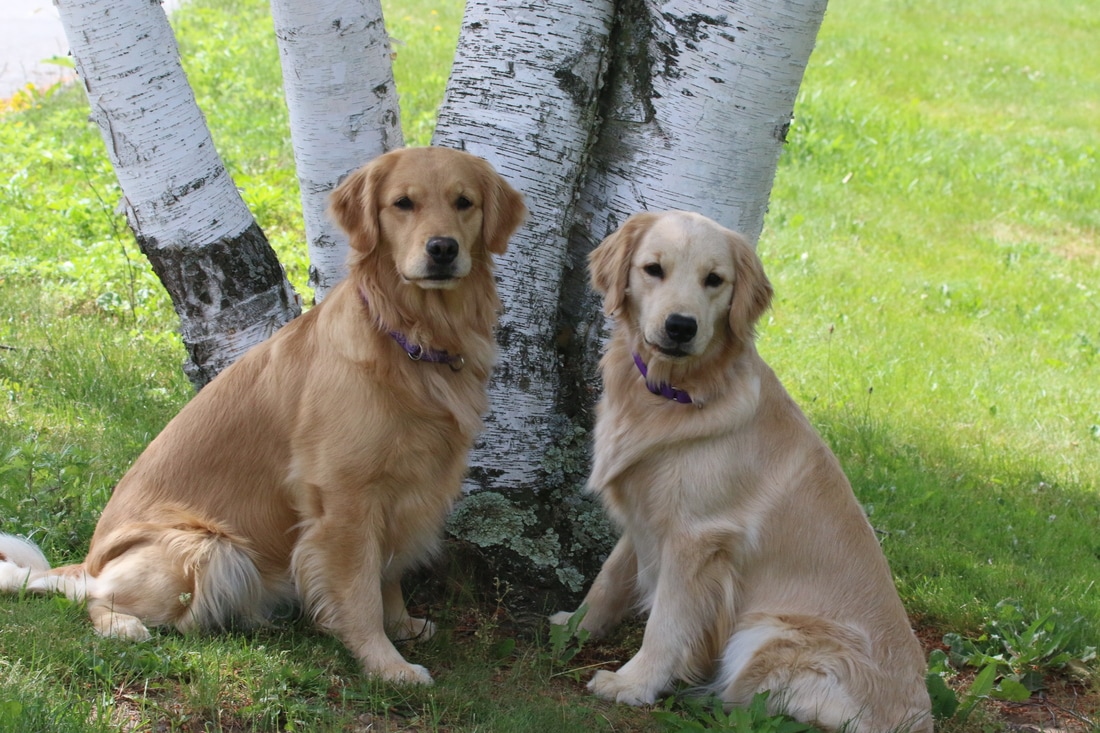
[
  {"left": 81, "top": 524, "right": 266, "bottom": 641},
  {"left": 81, "top": 541, "right": 194, "bottom": 640}
]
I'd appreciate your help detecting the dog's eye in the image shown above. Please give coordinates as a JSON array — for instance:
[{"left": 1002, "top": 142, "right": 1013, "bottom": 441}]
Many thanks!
[
  {"left": 704, "top": 273, "right": 723, "bottom": 288},
  {"left": 455, "top": 195, "right": 473, "bottom": 210},
  {"left": 394, "top": 196, "right": 414, "bottom": 211},
  {"left": 643, "top": 263, "right": 664, "bottom": 279}
]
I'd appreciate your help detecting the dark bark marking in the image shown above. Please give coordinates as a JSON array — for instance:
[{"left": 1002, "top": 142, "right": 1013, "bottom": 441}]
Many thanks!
[
  {"left": 381, "top": 108, "right": 399, "bottom": 147},
  {"left": 654, "top": 11, "right": 732, "bottom": 80},
  {"left": 663, "top": 12, "right": 729, "bottom": 43},
  {"left": 554, "top": 218, "right": 605, "bottom": 429},
  {"left": 136, "top": 221, "right": 299, "bottom": 387},
  {"left": 137, "top": 222, "right": 288, "bottom": 319},
  {"left": 163, "top": 172, "right": 211, "bottom": 206},
  {"left": 553, "top": 34, "right": 606, "bottom": 111},
  {"left": 614, "top": 0, "right": 659, "bottom": 115},
  {"left": 553, "top": 67, "right": 588, "bottom": 109},
  {"left": 774, "top": 118, "right": 792, "bottom": 144}
]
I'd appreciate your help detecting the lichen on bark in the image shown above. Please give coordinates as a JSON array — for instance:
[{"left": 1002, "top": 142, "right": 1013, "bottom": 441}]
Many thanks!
[{"left": 448, "top": 420, "right": 614, "bottom": 594}]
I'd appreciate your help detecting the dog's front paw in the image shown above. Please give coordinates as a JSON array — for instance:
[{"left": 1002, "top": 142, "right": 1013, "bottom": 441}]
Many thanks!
[
  {"left": 548, "top": 610, "right": 576, "bottom": 627},
  {"left": 588, "top": 669, "right": 657, "bottom": 706},
  {"left": 370, "top": 661, "right": 433, "bottom": 685}
]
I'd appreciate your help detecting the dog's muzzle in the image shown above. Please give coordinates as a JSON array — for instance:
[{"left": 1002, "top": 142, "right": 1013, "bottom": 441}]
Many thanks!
[
  {"left": 424, "top": 236, "right": 459, "bottom": 281},
  {"left": 656, "top": 314, "right": 697, "bottom": 355}
]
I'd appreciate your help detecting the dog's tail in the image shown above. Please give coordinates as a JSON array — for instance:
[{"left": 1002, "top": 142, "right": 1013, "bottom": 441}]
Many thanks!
[
  {"left": 712, "top": 613, "right": 932, "bottom": 733},
  {"left": 0, "top": 532, "right": 100, "bottom": 601},
  {"left": 0, "top": 533, "right": 51, "bottom": 591}
]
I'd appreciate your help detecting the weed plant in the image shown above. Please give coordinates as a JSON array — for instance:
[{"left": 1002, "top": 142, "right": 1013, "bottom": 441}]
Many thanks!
[
  {"left": 653, "top": 693, "right": 821, "bottom": 733},
  {"left": 0, "top": 0, "right": 1097, "bottom": 729}
]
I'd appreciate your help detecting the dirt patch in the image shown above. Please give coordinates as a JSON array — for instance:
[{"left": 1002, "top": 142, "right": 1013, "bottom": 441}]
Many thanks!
[
  {"left": 991, "top": 677, "right": 1099, "bottom": 732},
  {"left": 989, "top": 221, "right": 1099, "bottom": 264}
]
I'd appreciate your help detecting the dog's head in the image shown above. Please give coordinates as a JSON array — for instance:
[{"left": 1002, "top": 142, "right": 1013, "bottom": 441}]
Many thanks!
[
  {"left": 329, "top": 147, "right": 526, "bottom": 289},
  {"left": 590, "top": 210, "right": 773, "bottom": 362}
]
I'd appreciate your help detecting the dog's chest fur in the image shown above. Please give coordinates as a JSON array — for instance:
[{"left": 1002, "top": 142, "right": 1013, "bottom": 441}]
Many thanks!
[{"left": 586, "top": 342, "right": 779, "bottom": 603}]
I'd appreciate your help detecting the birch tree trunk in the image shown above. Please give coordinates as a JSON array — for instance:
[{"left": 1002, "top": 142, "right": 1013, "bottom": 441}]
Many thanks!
[
  {"left": 436, "top": 0, "right": 825, "bottom": 500},
  {"left": 270, "top": 0, "right": 403, "bottom": 301},
  {"left": 56, "top": 0, "right": 301, "bottom": 388},
  {"left": 432, "top": 0, "right": 616, "bottom": 494}
]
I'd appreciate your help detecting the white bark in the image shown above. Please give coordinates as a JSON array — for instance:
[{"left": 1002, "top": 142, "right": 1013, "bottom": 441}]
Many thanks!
[
  {"left": 56, "top": 0, "right": 300, "bottom": 386},
  {"left": 433, "top": 0, "right": 616, "bottom": 493},
  {"left": 270, "top": 0, "right": 403, "bottom": 301}
]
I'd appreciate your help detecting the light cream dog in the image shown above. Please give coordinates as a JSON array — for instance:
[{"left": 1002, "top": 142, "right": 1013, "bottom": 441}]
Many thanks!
[
  {"left": 0, "top": 146, "right": 526, "bottom": 684},
  {"left": 552, "top": 211, "right": 931, "bottom": 732}
]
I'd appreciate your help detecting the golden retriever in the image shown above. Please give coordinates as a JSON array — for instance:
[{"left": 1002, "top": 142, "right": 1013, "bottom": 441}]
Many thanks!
[
  {"left": 551, "top": 211, "right": 931, "bottom": 732},
  {"left": 0, "top": 146, "right": 526, "bottom": 684}
]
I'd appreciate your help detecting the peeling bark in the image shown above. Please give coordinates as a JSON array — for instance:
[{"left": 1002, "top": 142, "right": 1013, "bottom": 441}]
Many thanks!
[
  {"left": 56, "top": 0, "right": 300, "bottom": 388},
  {"left": 270, "top": 0, "right": 402, "bottom": 300},
  {"left": 577, "top": 0, "right": 829, "bottom": 248}
]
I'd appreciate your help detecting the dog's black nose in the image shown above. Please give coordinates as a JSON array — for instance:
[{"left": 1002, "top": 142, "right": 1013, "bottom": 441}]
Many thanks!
[
  {"left": 426, "top": 237, "right": 459, "bottom": 265},
  {"left": 664, "top": 314, "right": 697, "bottom": 344}
]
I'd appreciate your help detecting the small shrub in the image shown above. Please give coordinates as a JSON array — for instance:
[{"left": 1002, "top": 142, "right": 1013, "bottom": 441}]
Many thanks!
[
  {"left": 928, "top": 600, "right": 1099, "bottom": 726},
  {"left": 944, "top": 599, "right": 1096, "bottom": 693},
  {"left": 546, "top": 604, "right": 590, "bottom": 666}
]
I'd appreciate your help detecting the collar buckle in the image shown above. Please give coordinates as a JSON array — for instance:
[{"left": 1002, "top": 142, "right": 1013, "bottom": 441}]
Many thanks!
[{"left": 359, "top": 287, "right": 464, "bottom": 371}]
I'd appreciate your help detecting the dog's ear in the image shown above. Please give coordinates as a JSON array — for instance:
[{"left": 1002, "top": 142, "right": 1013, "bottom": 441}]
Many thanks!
[
  {"left": 727, "top": 230, "right": 774, "bottom": 345},
  {"left": 479, "top": 162, "right": 527, "bottom": 255},
  {"left": 328, "top": 159, "right": 386, "bottom": 254},
  {"left": 589, "top": 212, "right": 655, "bottom": 316}
]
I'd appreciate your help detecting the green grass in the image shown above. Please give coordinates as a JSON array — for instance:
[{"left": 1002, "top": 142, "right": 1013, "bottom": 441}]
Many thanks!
[
  {"left": 760, "top": 0, "right": 1099, "bottom": 644},
  {"left": 1, "top": 0, "right": 1097, "bottom": 729}
]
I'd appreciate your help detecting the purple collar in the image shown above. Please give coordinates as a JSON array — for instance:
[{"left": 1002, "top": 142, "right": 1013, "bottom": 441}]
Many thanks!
[
  {"left": 359, "top": 288, "right": 465, "bottom": 371},
  {"left": 632, "top": 353, "right": 692, "bottom": 404},
  {"left": 388, "top": 329, "right": 465, "bottom": 371}
]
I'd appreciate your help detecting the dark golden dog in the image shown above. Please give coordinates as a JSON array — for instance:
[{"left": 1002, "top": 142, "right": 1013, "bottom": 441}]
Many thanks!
[{"left": 1, "top": 147, "right": 526, "bottom": 684}]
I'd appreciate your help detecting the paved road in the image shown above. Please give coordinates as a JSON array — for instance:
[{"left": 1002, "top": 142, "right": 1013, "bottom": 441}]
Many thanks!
[
  {"left": 0, "top": 0, "right": 74, "bottom": 99},
  {"left": 1, "top": 0, "right": 183, "bottom": 101}
]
